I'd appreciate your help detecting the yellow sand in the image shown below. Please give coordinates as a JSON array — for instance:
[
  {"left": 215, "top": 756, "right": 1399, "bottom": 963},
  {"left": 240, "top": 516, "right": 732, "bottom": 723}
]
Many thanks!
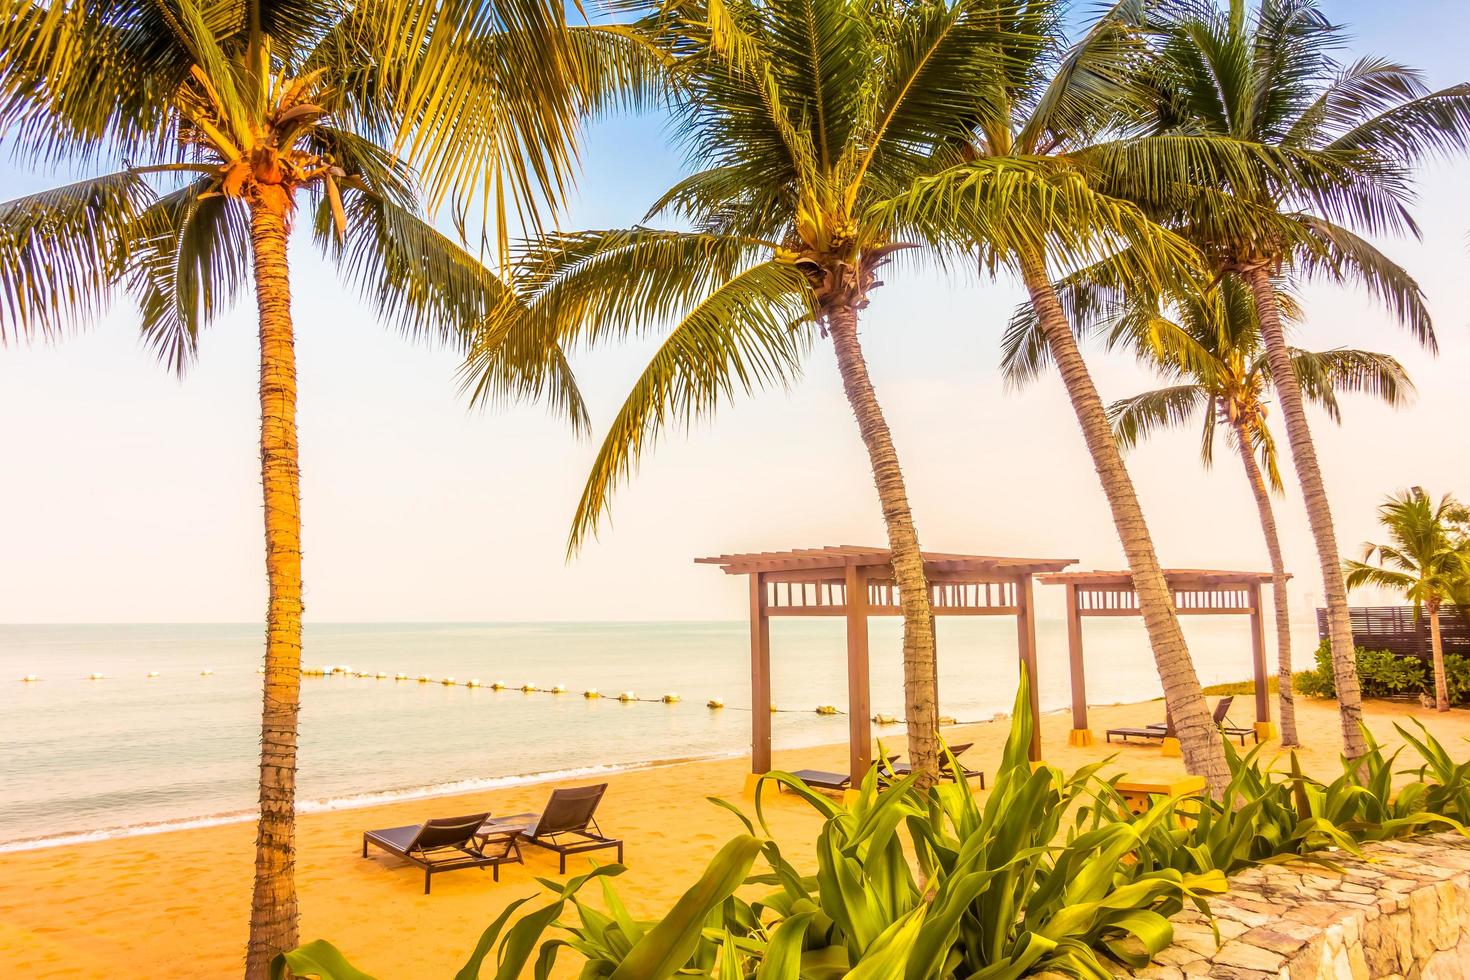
[{"left": 0, "top": 696, "right": 1461, "bottom": 979}]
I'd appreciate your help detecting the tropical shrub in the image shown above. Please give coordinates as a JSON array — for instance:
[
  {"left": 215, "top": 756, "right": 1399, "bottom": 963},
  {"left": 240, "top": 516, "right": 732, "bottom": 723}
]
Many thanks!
[{"left": 1295, "top": 639, "right": 1435, "bottom": 700}]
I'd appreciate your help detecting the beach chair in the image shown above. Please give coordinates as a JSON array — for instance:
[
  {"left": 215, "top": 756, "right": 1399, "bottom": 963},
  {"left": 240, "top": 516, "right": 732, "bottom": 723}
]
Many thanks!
[
  {"left": 1148, "top": 696, "right": 1257, "bottom": 746},
  {"left": 783, "top": 756, "right": 900, "bottom": 794},
  {"left": 1106, "top": 720, "right": 1172, "bottom": 745},
  {"left": 477, "top": 784, "right": 622, "bottom": 874},
  {"left": 361, "top": 811, "right": 521, "bottom": 894},
  {"left": 887, "top": 743, "right": 986, "bottom": 789}
]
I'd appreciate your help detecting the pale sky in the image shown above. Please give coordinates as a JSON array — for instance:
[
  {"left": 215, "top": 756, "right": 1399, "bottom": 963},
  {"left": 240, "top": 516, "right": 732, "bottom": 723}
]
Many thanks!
[{"left": 1, "top": 0, "right": 1466, "bottom": 624}]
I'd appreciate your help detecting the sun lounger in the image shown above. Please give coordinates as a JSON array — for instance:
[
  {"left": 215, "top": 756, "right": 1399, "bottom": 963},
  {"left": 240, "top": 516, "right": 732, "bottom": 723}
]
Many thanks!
[
  {"left": 887, "top": 743, "right": 986, "bottom": 788},
  {"left": 783, "top": 756, "right": 900, "bottom": 794},
  {"left": 1145, "top": 695, "right": 1258, "bottom": 746},
  {"left": 1106, "top": 724, "right": 1171, "bottom": 744},
  {"left": 361, "top": 811, "right": 521, "bottom": 893},
  {"left": 477, "top": 784, "right": 622, "bottom": 874}
]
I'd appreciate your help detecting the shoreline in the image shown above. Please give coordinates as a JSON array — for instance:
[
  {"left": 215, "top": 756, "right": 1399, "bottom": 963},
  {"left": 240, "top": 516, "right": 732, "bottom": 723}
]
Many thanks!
[{"left": 0, "top": 707, "right": 1045, "bottom": 855}]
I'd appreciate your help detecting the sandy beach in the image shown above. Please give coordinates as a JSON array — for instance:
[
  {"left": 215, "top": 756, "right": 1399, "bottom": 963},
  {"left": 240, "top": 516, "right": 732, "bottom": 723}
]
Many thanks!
[{"left": 0, "top": 694, "right": 1462, "bottom": 979}]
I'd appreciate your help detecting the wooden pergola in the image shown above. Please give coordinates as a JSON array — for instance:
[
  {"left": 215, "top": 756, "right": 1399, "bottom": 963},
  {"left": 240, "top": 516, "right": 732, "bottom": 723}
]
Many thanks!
[
  {"left": 1037, "top": 569, "right": 1286, "bottom": 751},
  {"left": 697, "top": 546, "right": 1076, "bottom": 785}
]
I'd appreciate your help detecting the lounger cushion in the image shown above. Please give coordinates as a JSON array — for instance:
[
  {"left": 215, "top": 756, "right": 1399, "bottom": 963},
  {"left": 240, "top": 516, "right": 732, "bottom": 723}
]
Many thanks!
[
  {"left": 364, "top": 825, "right": 427, "bottom": 854},
  {"left": 787, "top": 769, "right": 849, "bottom": 790}
]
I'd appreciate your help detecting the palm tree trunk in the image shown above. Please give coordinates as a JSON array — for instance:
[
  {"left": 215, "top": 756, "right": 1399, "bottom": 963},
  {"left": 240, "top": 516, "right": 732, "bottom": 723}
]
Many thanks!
[
  {"left": 826, "top": 301, "right": 940, "bottom": 785},
  {"left": 244, "top": 193, "right": 304, "bottom": 979},
  {"left": 1020, "top": 253, "right": 1229, "bottom": 795},
  {"left": 1242, "top": 265, "right": 1367, "bottom": 758},
  {"left": 1231, "top": 422, "right": 1300, "bottom": 746},
  {"left": 1429, "top": 602, "right": 1449, "bottom": 712}
]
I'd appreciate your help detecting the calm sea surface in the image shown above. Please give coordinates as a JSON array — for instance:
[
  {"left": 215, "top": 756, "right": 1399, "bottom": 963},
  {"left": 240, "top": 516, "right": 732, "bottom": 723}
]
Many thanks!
[{"left": 0, "top": 618, "right": 1318, "bottom": 848}]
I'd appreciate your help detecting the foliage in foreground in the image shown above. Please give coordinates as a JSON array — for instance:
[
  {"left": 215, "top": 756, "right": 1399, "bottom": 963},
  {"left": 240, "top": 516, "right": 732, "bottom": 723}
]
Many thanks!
[{"left": 277, "top": 681, "right": 1470, "bottom": 979}]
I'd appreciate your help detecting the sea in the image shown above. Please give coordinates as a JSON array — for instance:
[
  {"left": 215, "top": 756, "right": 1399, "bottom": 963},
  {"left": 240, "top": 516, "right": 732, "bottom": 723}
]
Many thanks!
[{"left": 0, "top": 617, "right": 1320, "bottom": 850}]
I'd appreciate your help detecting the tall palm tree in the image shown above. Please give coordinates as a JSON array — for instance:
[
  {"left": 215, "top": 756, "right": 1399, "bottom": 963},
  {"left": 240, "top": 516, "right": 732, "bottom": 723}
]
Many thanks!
[
  {"left": 1135, "top": 0, "right": 1470, "bottom": 757},
  {"left": 470, "top": 0, "right": 1003, "bottom": 785},
  {"left": 1346, "top": 489, "right": 1470, "bottom": 712},
  {"left": 869, "top": 0, "right": 1247, "bottom": 790},
  {"left": 0, "top": 1, "right": 647, "bottom": 971},
  {"left": 1094, "top": 277, "right": 1413, "bottom": 746}
]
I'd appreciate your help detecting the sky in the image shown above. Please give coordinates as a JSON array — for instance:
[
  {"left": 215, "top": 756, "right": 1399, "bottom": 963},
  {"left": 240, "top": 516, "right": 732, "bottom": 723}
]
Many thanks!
[{"left": 1, "top": 0, "right": 1467, "bottom": 625}]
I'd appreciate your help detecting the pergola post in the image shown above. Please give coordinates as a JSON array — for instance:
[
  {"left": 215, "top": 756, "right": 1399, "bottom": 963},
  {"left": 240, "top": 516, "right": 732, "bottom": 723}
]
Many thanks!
[
  {"left": 845, "top": 565, "right": 872, "bottom": 784},
  {"left": 749, "top": 572, "right": 771, "bottom": 779},
  {"left": 1065, "top": 583, "right": 1093, "bottom": 746},
  {"left": 1015, "top": 574, "right": 1042, "bottom": 763},
  {"left": 1248, "top": 582, "right": 1277, "bottom": 741}
]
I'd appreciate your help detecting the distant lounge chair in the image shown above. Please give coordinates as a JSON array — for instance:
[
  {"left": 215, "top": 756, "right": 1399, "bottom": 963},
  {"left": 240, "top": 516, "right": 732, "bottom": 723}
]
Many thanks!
[
  {"left": 888, "top": 742, "right": 986, "bottom": 789},
  {"left": 477, "top": 784, "right": 622, "bottom": 874},
  {"left": 361, "top": 811, "right": 521, "bottom": 893},
  {"left": 1105, "top": 722, "right": 1171, "bottom": 745},
  {"left": 1146, "top": 695, "right": 1257, "bottom": 746},
  {"left": 784, "top": 756, "right": 900, "bottom": 794}
]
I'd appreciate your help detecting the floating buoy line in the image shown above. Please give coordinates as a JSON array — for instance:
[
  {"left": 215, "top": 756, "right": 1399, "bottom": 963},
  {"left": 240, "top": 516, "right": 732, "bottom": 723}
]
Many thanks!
[{"left": 16, "top": 663, "right": 942, "bottom": 722}]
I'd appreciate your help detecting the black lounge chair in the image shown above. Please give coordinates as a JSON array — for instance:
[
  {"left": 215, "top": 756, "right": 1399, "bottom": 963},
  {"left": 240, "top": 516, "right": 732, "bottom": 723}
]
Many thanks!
[
  {"left": 1145, "top": 695, "right": 1258, "bottom": 746},
  {"left": 362, "top": 811, "right": 521, "bottom": 893},
  {"left": 478, "top": 784, "right": 622, "bottom": 874},
  {"left": 888, "top": 743, "right": 986, "bottom": 789},
  {"left": 784, "top": 756, "right": 900, "bottom": 794},
  {"left": 1106, "top": 722, "right": 1171, "bottom": 745}
]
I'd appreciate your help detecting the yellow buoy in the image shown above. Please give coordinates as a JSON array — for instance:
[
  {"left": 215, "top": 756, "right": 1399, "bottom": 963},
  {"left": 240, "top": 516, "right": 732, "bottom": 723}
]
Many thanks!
[
  {"left": 617, "top": 691, "right": 636, "bottom": 702},
  {"left": 520, "top": 683, "right": 537, "bottom": 693},
  {"left": 20, "top": 674, "right": 40, "bottom": 682},
  {"left": 465, "top": 679, "right": 480, "bottom": 688},
  {"left": 417, "top": 674, "right": 431, "bottom": 683},
  {"left": 394, "top": 672, "right": 408, "bottom": 680},
  {"left": 551, "top": 684, "right": 567, "bottom": 694},
  {"left": 707, "top": 698, "right": 725, "bottom": 709},
  {"left": 872, "top": 713, "right": 898, "bottom": 725},
  {"left": 200, "top": 669, "right": 214, "bottom": 676},
  {"left": 815, "top": 705, "right": 839, "bottom": 715},
  {"left": 375, "top": 672, "right": 387, "bottom": 679},
  {"left": 88, "top": 672, "right": 105, "bottom": 681},
  {"left": 146, "top": 671, "right": 160, "bottom": 678},
  {"left": 441, "top": 677, "right": 456, "bottom": 686},
  {"left": 661, "top": 693, "right": 681, "bottom": 703},
  {"left": 584, "top": 689, "right": 600, "bottom": 699},
  {"left": 491, "top": 681, "right": 506, "bottom": 690},
  {"left": 938, "top": 715, "right": 956, "bottom": 726}
]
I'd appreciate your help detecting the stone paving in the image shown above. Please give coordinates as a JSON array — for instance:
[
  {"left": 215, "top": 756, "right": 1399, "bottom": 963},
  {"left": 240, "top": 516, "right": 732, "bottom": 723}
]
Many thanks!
[{"left": 1101, "top": 832, "right": 1470, "bottom": 979}]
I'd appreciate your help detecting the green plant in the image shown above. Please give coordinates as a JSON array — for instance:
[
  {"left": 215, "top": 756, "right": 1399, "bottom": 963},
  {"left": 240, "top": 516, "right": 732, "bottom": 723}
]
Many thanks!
[
  {"left": 1346, "top": 488, "right": 1470, "bottom": 710},
  {"left": 1295, "top": 639, "right": 1434, "bottom": 700}
]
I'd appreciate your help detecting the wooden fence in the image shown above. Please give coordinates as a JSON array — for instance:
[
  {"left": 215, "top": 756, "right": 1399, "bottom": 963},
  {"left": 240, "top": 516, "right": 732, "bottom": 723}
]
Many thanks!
[{"left": 1317, "top": 605, "right": 1470, "bottom": 658}]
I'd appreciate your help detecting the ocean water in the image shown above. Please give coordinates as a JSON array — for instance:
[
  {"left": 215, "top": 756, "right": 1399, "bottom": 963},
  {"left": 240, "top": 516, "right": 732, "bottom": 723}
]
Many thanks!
[{"left": 0, "top": 617, "right": 1317, "bottom": 849}]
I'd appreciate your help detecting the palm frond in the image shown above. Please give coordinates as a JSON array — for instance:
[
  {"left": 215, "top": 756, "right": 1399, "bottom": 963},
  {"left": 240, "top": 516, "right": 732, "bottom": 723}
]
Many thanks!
[
  {"left": 1284, "top": 347, "right": 1415, "bottom": 421},
  {"left": 1289, "top": 215, "right": 1436, "bottom": 352},
  {"left": 128, "top": 176, "right": 251, "bottom": 375},
  {"left": 1106, "top": 384, "right": 1210, "bottom": 453},
  {"left": 0, "top": 171, "right": 154, "bottom": 342},
  {"left": 567, "top": 260, "right": 815, "bottom": 553}
]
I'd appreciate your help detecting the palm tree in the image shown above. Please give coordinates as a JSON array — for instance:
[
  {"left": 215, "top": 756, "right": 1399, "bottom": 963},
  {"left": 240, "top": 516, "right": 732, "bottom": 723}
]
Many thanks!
[
  {"left": 1134, "top": 0, "right": 1470, "bottom": 757},
  {"left": 1093, "top": 277, "right": 1413, "bottom": 746},
  {"left": 0, "top": 1, "right": 646, "bottom": 972},
  {"left": 867, "top": 0, "right": 1247, "bottom": 790},
  {"left": 1346, "top": 489, "right": 1470, "bottom": 712},
  {"left": 469, "top": 0, "right": 1024, "bottom": 784}
]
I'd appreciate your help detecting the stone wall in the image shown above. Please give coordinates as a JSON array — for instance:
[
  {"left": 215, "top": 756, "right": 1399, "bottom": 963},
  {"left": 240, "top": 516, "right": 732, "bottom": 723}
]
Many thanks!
[{"left": 1120, "top": 832, "right": 1470, "bottom": 979}]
